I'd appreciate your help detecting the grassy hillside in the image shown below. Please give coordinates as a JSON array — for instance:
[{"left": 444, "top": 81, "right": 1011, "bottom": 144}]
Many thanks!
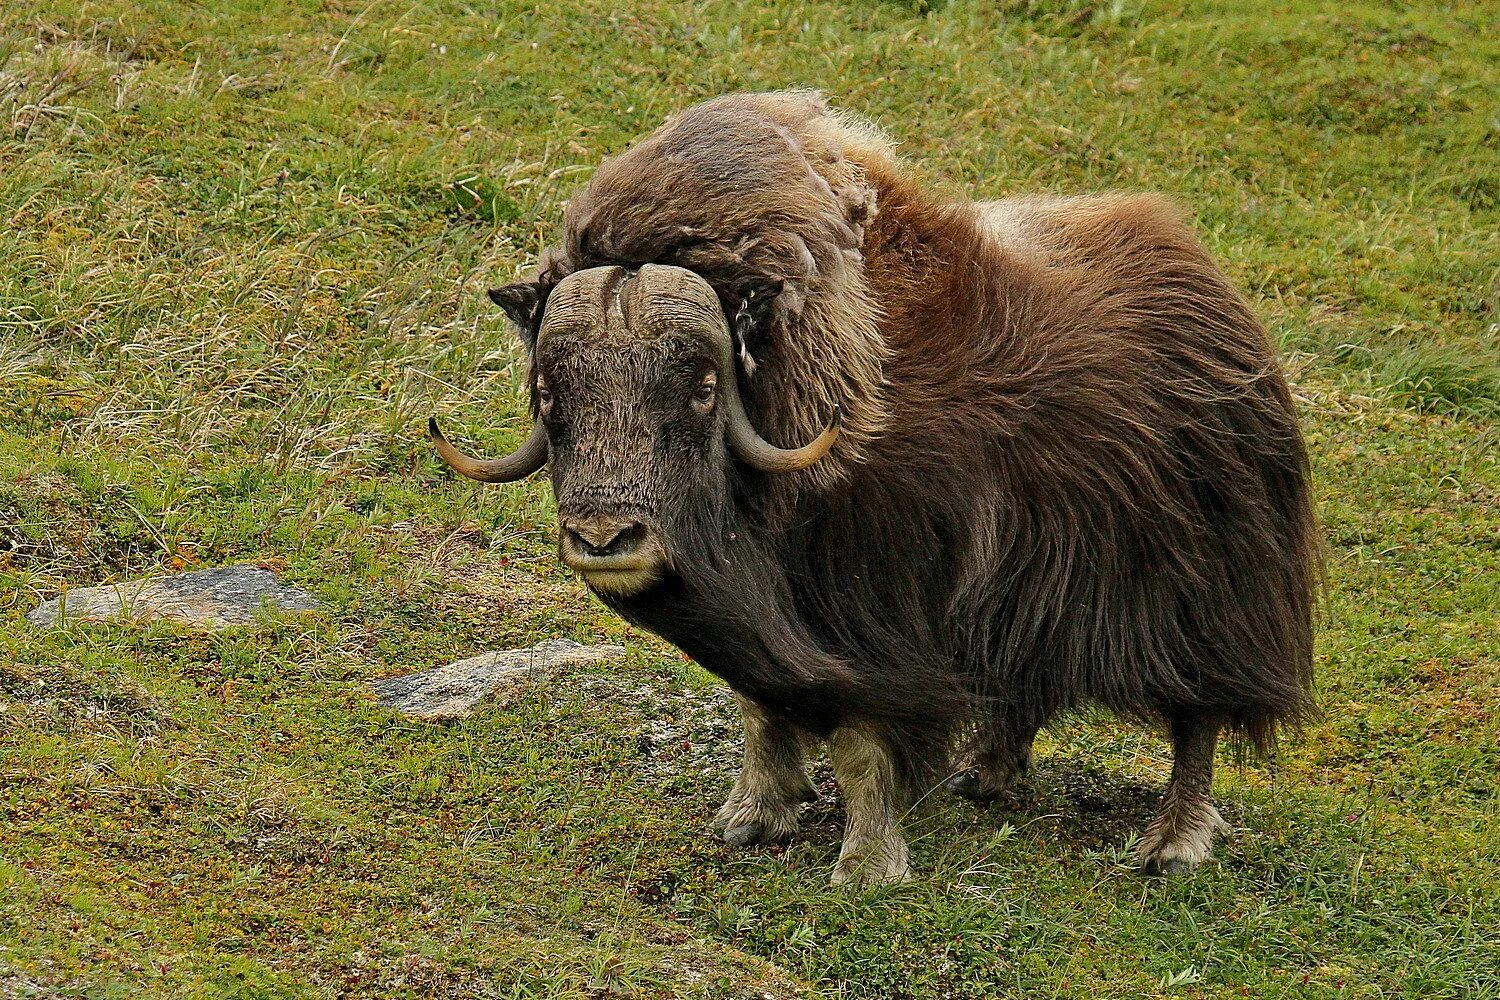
[{"left": 1, "top": 0, "right": 1496, "bottom": 997}]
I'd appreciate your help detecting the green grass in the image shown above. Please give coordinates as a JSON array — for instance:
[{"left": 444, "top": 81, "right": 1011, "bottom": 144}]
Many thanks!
[{"left": 1, "top": 0, "right": 1496, "bottom": 996}]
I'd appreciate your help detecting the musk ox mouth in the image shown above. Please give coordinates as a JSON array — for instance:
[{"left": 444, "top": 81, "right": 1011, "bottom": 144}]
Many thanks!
[{"left": 570, "top": 564, "right": 664, "bottom": 597}]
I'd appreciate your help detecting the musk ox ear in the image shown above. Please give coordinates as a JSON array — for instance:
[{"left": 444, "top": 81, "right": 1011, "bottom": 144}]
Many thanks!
[
  {"left": 730, "top": 277, "right": 785, "bottom": 377},
  {"left": 488, "top": 281, "right": 547, "bottom": 352}
]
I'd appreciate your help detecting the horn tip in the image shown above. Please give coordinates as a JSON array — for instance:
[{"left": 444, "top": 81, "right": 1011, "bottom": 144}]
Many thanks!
[{"left": 428, "top": 415, "right": 445, "bottom": 442}]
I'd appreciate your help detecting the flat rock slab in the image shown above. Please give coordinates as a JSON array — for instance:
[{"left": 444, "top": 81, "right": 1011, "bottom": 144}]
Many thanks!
[
  {"left": 27, "top": 565, "right": 319, "bottom": 628},
  {"left": 372, "top": 638, "right": 625, "bottom": 721}
]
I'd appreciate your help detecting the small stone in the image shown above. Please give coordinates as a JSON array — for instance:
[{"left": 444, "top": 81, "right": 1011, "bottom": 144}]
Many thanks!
[
  {"left": 371, "top": 638, "right": 625, "bottom": 721},
  {"left": 27, "top": 565, "right": 319, "bottom": 628}
]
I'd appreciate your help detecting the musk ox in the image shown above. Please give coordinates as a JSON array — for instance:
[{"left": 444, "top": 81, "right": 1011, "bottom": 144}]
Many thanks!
[{"left": 431, "top": 92, "right": 1319, "bottom": 885}]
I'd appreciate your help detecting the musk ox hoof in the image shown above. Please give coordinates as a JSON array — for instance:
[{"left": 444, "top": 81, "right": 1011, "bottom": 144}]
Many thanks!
[
  {"left": 945, "top": 762, "right": 1029, "bottom": 803},
  {"left": 716, "top": 809, "right": 798, "bottom": 848},
  {"left": 1142, "top": 856, "right": 1197, "bottom": 876},
  {"left": 712, "top": 791, "right": 805, "bottom": 848},
  {"left": 830, "top": 836, "right": 912, "bottom": 888},
  {"left": 944, "top": 770, "right": 998, "bottom": 803},
  {"left": 723, "top": 821, "right": 766, "bottom": 847},
  {"left": 1135, "top": 801, "right": 1229, "bottom": 876}
]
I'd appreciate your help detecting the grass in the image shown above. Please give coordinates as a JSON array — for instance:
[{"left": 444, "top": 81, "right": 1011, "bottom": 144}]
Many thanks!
[{"left": 1, "top": 0, "right": 1496, "bottom": 996}]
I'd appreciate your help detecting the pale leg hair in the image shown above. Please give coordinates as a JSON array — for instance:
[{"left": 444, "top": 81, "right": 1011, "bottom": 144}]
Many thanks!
[
  {"left": 828, "top": 725, "right": 912, "bottom": 887},
  {"left": 1137, "top": 713, "right": 1231, "bottom": 874},
  {"left": 713, "top": 693, "right": 814, "bottom": 847}
]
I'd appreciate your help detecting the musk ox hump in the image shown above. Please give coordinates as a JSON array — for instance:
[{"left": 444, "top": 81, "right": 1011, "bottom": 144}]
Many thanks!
[{"left": 555, "top": 91, "right": 886, "bottom": 326}]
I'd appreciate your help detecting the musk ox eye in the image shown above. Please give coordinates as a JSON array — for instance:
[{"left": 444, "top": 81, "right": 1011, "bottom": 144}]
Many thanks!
[
  {"left": 537, "top": 384, "right": 553, "bottom": 409},
  {"left": 691, "top": 377, "right": 716, "bottom": 411}
]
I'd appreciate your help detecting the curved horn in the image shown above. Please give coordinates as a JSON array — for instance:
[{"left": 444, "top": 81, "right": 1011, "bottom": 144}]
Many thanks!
[
  {"left": 429, "top": 416, "right": 547, "bottom": 483},
  {"left": 633, "top": 264, "right": 841, "bottom": 475},
  {"left": 723, "top": 393, "right": 841, "bottom": 473},
  {"left": 702, "top": 305, "right": 839, "bottom": 474}
]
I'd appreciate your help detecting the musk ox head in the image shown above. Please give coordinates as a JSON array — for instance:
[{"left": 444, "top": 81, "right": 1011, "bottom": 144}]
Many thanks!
[{"left": 430, "top": 263, "right": 839, "bottom": 597}]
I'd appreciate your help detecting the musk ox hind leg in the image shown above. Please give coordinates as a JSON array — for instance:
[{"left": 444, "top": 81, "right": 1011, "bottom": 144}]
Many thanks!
[
  {"left": 828, "top": 725, "right": 913, "bottom": 887},
  {"left": 945, "top": 708, "right": 1041, "bottom": 802},
  {"left": 1137, "top": 713, "right": 1232, "bottom": 875},
  {"left": 713, "top": 694, "right": 816, "bottom": 848}
]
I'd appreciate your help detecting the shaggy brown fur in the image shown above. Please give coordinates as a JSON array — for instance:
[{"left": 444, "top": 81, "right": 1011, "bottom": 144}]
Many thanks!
[{"left": 478, "top": 91, "right": 1320, "bottom": 878}]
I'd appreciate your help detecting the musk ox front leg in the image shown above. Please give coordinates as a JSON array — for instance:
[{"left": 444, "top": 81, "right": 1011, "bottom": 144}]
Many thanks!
[
  {"left": 1137, "top": 714, "right": 1231, "bottom": 875},
  {"left": 713, "top": 694, "right": 815, "bottom": 847},
  {"left": 828, "top": 725, "right": 912, "bottom": 887}
]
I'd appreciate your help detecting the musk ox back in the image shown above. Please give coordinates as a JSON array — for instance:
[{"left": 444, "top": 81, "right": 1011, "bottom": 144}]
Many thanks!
[{"left": 432, "top": 91, "right": 1319, "bottom": 885}]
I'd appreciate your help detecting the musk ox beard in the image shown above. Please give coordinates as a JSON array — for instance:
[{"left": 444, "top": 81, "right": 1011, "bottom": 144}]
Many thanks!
[{"left": 431, "top": 91, "right": 1319, "bottom": 885}]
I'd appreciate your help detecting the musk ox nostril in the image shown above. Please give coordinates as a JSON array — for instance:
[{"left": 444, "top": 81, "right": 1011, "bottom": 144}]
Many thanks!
[{"left": 563, "top": 518, "right": 642, "bottom": 559}]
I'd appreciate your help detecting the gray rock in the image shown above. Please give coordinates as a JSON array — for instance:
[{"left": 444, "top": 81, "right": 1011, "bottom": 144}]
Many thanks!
[
  {"left": 27, "top": 565, "right": 319, "bottom": 628},
  {"left": 372, "top": 638, "right": 625, "bottom": 721}
]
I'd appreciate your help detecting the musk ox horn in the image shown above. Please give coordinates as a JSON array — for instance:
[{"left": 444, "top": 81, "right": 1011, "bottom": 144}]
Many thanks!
[
  {"left": 428, "top": 416, "right": 547, "bottom": 483},
  {"left": 639, "top": 265, "right": 841, "bottom": 474},
  {"left": 724, "top": 395, "right": 841, "bottom": 473}
]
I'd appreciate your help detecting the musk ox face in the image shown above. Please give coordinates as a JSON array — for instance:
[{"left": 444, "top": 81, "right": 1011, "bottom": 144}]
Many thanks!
[
  {"left": 540, "top": 265, "right": 727, "bottom": 596},
  {"left": 430, "top": 263, "right": 840, "bottom": 598}
]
